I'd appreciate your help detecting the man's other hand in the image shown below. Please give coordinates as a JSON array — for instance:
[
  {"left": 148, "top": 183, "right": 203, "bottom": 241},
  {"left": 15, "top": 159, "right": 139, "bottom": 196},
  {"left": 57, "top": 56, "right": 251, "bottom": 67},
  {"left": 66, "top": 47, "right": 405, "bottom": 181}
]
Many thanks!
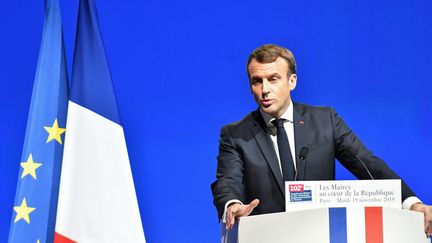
[
  {"left": 410, "top": 203, "right": 432, "bottom": 236},
  {"left": 225, "top": 199, "right": 260, "bottom": 230}
]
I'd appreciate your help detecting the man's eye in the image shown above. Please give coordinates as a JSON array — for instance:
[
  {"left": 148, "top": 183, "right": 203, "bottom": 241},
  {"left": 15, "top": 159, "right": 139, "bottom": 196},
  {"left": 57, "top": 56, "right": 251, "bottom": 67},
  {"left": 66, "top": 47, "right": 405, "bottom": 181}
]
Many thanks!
[
  {"left": 251, "top": 79, "right": 261, "bottom": 85},
  {"left": 270, "top": 77, "right": 279, "bottom": 82}
]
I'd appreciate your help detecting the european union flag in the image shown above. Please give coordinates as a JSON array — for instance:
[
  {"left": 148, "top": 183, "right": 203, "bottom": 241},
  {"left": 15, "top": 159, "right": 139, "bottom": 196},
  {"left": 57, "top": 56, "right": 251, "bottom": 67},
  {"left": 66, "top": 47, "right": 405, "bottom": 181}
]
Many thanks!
[{"left": 8, "top": 0, "right": 69, "bottom": 242}]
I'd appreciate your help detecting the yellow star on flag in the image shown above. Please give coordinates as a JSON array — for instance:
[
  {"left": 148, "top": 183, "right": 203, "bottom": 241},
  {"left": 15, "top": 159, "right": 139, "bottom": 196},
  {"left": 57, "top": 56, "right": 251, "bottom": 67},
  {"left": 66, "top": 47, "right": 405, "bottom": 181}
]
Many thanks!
[
  {"left": 37, "top": 240, "right": 40, "bottom": 243},
  {"left": 13, "top": 198, "right": 36, "bottom": 224},
  {"left": 44, "top": 119, "right": 66, "bottom": 144},
  {"left": 20, "top": 154, "right": 42, "bottom": 179}
]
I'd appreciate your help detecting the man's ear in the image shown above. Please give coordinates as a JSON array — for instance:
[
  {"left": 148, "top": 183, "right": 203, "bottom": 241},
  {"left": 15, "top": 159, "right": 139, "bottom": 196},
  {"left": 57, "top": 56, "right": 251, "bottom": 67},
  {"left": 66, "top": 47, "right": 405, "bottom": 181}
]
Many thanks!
[
  {"left": 248, "top": 80, "right": 254, "bottom": 94},
  {"left": 289, "top": 74, "right": 297, "bottom": 90}
]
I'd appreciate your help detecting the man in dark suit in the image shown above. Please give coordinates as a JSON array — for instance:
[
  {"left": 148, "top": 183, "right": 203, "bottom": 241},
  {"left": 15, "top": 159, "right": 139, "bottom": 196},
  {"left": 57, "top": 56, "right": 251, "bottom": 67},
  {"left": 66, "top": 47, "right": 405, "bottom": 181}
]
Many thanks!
[{"left": 211, "top": 44, "right": 432, "bottom": 235}]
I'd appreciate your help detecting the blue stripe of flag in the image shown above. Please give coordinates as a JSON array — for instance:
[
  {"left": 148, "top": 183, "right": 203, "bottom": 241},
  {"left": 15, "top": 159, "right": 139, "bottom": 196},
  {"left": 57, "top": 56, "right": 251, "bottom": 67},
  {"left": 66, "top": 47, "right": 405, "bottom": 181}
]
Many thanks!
[
  {"left": 329, "top": 207, "right": 347, "bottom": 243},
  {"left": 70, "top": 0, "right": 121, "bottom": 124}
]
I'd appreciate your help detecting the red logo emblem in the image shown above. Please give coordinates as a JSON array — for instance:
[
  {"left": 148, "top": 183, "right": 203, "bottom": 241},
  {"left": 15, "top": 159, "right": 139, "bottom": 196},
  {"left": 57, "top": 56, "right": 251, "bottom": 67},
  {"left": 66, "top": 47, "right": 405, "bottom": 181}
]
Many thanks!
[{"left": 289, "top": 184, "right": 304, "bottom": 192}]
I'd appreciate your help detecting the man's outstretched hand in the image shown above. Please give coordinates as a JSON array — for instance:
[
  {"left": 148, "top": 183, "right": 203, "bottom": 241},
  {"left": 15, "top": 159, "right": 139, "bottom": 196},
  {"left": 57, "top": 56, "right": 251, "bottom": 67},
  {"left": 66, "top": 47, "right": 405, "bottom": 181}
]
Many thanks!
[
  {"left": 410, "top": 203, "right": 432, "bottom": 236},
  {"left": 225, "top": 199, "right": 260, "bottom": 230}
]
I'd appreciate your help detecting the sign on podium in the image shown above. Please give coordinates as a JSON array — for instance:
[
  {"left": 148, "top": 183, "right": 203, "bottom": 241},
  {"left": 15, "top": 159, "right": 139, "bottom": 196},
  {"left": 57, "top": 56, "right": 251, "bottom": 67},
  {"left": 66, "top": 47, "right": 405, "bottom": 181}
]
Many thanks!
[{"left": 221, "top": 180, "right": 429, "bottom": 243}]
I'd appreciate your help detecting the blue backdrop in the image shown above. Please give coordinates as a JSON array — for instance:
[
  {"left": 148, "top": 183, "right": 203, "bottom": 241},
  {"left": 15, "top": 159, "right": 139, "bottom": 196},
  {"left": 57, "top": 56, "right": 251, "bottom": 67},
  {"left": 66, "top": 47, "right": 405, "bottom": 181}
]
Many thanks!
[{"left": 1, "top": 0, "right": 431, "bottom": 242}]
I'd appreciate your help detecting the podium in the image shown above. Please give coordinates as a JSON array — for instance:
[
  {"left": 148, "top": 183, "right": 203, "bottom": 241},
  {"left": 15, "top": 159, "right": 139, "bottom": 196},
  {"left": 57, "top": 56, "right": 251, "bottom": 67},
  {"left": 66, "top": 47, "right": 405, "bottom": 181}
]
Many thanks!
[{"left": 222, "top": 207, "right": 429, "bottom": 243}]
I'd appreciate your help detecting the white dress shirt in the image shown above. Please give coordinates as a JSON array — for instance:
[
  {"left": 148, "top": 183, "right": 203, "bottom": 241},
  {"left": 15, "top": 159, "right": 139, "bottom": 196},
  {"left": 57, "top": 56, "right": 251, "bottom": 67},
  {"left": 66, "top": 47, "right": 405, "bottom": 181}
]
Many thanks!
[{"left": 260, "top": 102, "right": 296, "bottom": 173}]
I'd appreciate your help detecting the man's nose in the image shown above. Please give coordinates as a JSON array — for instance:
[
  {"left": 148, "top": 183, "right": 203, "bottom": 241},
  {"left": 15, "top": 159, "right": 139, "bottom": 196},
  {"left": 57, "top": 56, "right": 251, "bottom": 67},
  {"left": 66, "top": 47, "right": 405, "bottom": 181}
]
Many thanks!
[{"left": 262, "top": 80, "right": 270, "bottom": 96}]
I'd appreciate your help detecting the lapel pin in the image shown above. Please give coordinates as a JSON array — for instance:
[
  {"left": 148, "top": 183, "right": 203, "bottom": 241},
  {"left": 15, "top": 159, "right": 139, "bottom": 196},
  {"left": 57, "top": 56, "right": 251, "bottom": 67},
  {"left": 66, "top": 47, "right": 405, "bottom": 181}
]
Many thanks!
[{"left": 299, "top": 120, "right": 304, "bottom": 125}]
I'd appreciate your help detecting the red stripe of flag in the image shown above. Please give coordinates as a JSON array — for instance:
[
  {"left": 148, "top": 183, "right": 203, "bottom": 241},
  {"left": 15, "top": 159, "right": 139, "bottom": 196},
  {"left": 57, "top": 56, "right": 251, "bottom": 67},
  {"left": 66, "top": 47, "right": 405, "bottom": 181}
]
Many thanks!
[
  {"left": 54, "top": 232, "right": 77, "bottom": 243},
  {"left": 365, "top": 207, "right": 384, "bottom": 243}
]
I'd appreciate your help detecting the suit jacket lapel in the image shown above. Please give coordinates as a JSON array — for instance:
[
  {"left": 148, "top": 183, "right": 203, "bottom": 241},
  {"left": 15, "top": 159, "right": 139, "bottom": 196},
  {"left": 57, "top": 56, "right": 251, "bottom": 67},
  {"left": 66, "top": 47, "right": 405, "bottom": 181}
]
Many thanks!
[
  {"left": 293, "top": 103, "right": 308, "bottom": 181},
  {"left": 251, "top": 110, "right": 285, "bottom": 195}
]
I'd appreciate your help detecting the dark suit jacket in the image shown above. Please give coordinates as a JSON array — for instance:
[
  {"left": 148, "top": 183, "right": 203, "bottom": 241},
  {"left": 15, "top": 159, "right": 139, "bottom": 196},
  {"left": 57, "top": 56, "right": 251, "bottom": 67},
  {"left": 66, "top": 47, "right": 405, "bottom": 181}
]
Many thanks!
[{"left": 211, "top": 103, "right": 416, "bottom": 219}]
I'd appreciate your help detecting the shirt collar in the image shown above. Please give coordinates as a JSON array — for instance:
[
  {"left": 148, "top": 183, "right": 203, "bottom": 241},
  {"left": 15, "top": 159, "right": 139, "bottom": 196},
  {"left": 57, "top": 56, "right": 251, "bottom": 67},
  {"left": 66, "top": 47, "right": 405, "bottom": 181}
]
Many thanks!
[{"left": 260, "top": 100, "right": 294, "bottom": 128}]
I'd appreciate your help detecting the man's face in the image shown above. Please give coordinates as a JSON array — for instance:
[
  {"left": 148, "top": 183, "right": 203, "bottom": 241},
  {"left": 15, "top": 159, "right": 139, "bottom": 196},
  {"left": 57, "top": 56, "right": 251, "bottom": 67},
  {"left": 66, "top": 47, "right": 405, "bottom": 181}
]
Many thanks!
[{"left": 248, "top": 57, "right": 297, "bottom": 118}]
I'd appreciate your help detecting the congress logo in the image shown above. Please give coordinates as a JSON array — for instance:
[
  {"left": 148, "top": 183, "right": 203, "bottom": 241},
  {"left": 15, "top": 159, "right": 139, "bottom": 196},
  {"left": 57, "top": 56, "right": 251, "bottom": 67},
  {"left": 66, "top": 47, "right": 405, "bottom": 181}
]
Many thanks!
[{"left": 289, "top": 184, "right": 313, "bottom": 202}]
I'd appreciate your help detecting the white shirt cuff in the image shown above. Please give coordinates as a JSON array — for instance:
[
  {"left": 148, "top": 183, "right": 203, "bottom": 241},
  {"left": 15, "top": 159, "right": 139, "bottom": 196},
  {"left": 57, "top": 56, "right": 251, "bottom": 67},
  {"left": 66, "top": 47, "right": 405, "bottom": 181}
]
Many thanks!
[
  {"left": 222, "top": 199, "right": 243, "bottom": 223},
  {"left": 402, "top": 196, "right": 422, "bottom": 210}
]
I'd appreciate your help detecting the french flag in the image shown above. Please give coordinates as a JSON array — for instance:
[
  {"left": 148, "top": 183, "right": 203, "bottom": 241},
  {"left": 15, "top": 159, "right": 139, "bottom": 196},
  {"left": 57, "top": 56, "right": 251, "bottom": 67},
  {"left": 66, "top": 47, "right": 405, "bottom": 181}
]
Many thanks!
[
  {"left": 329, "top": 207, "right": 428, "bottom": 243},
  {"left": 54, "top": 0, "right": 145, "bottom": 242}
]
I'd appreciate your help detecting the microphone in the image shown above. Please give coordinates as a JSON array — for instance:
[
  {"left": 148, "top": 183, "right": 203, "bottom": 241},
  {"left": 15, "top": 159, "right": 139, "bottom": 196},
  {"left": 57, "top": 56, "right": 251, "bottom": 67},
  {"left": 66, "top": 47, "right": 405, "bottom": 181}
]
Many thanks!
[
  {"left": 299, "top": 147, "right": 309, "bottom": 160},
  {"left": 295, "top": 147, "right": 309, "bottom": 181},
  {"left": 347, "top": 147, "right": 375, "bottom": 180}
]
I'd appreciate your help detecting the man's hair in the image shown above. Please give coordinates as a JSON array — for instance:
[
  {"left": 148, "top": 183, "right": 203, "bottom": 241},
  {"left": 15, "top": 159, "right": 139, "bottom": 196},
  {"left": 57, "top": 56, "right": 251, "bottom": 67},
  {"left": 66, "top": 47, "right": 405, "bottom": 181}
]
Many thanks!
[{"left": 247, "top": 44, "right": 297, "bottom": 80}]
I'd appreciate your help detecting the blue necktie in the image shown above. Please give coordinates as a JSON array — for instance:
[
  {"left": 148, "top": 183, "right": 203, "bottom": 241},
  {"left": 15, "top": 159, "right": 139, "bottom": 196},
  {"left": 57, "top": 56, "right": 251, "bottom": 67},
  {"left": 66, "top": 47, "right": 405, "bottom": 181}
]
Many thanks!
[{"left": 272, "top": 118, "right": 295, "bottom": 181}]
